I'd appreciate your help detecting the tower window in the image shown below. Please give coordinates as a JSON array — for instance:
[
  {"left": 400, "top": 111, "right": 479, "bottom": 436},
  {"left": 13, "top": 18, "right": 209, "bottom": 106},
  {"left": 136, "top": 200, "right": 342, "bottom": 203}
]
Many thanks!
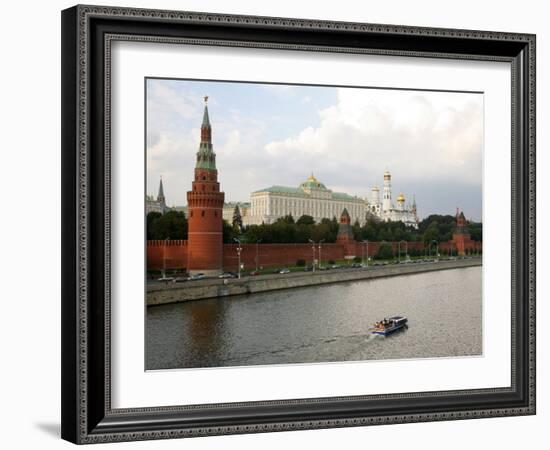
[
  {"left": 190, "top": 211, "right": 193, "bottom": 217},
  {"left": 201, "top": 210, "right": 205, "bottom": 217}
]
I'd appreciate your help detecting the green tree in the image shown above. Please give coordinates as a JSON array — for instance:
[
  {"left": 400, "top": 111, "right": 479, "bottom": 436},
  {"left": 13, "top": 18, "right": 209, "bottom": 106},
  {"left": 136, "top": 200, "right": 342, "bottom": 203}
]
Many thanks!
[
  {"left": 223, "top": 220, "right": 235, "bottom": 243},
  {"left": 468, "top": 222, "right": 483, "bottom": 241},
  {"left": 296, "top": 214, "right": 315, "bottom": 226},
  {"left": 352, "top": 219, "right": 362, "bottom": 240},
  {"left": 146, "top": 212, "right": 162, "bottom": 240},
  {"left": 232, "top": 204, "right": 243, "bottom": 232},
  {"left": 147, "top": 210, "right": 187, "bottom": 240},
  {"left": 422, "top": 222, "right": 439, "bottom": 244},
  {"left": 276, "top": 214, "right": 295, "bottom": 225},
  {"left": 376, "top": 243, "right": 394, "bottom": 260},
  {"left": 295, "top": 224, "right": 312, "bottom": 243}
]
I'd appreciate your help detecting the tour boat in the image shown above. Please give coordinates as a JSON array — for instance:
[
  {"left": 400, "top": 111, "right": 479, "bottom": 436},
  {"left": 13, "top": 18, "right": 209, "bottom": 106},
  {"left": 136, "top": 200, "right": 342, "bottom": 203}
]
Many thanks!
[{"left": 370, "top": 316, "right": 408, "bottom": 336}]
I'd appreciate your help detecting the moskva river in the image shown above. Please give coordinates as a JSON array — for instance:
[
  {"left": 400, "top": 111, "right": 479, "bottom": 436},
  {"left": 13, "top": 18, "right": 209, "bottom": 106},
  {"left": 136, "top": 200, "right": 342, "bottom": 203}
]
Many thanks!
[{"left": 146, "top": 267, "right": 482, "bottom": 370}]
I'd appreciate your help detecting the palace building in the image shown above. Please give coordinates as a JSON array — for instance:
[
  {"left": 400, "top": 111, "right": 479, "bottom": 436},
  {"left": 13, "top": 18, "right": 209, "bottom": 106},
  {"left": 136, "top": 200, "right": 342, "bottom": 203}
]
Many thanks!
[{"left": 245, "top": 174, "right": 365, "bottom": 225}]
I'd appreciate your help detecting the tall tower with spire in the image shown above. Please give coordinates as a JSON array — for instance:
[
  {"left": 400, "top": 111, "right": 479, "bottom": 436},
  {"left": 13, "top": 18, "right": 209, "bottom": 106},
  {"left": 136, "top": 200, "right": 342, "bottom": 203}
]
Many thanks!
[
  {"left": 157, "top": 176, "right": 166, "bottom": 212},
  {"left": 382, "top": 169, "right": 392, "bottom": 212},
  {"left": 186, "top": 96, "right": 225, "bottom": 275}
]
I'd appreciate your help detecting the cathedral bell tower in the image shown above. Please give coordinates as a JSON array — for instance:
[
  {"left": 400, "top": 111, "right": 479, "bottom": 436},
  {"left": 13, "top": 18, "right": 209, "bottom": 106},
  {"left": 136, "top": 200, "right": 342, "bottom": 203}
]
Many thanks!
[
  {"left": 186, "top": 96, "right": 225, "bottom": 275},
  {"left": 382, "top": 170, "right": 392, "bottom": 212}
]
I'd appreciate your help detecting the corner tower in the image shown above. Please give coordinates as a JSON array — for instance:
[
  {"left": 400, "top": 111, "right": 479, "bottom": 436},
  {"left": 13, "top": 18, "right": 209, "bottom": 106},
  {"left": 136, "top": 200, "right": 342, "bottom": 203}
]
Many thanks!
[
  {"left": 452, "top": 208, "right": 471, "bottom": 256},
  {"left": 186, "top": 97, "right": 225, "bottom": 275}
]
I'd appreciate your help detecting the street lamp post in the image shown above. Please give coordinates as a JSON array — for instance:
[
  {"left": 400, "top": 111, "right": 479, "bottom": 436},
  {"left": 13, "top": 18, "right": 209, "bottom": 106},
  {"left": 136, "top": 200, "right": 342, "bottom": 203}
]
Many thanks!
[
  {"left": 162, "top": 236, "right": 169, "bottom": 278},
  {"left": 397, "top": 239, "right": 409, "bottom": 262},
  {"left": 398, "top": 240, "right": 408, "bottom": 263},
  {"left": 234, "top": 238, "right": 242, "bottom": 279},
  {"left": 255, "top": 239, "right": 262, "bottom": 272},
  {"left": 318, "top": 239, "right": 325, "bottom": 269},
  {"left": 433, "top": 240, "right": 439, "bottom": 261},
  {"left": 308, "top": 239, "right": 316, "bottom": 272},
  {"left": 362, "top": 240, "right": 369, "bottom": 267}
]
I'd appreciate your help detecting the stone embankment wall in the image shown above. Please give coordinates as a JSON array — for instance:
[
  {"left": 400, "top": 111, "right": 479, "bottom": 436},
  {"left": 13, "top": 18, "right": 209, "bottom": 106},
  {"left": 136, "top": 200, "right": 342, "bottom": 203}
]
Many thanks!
[{"left": 147, "top": 258, "right": 481, "bottom": 306}]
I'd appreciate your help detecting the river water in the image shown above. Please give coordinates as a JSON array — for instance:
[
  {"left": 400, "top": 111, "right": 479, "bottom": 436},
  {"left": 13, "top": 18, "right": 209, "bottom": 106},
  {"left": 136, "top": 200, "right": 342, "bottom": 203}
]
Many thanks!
[{"left": 146, "top": 267, "right": 482, "bottom": 370}]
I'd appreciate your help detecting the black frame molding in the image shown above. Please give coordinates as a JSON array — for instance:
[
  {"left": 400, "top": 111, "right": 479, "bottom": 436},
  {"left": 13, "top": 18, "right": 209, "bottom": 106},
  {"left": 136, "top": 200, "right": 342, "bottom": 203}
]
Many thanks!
[{"left": 61, "top": 4, "right": 536, "bottom": 444}]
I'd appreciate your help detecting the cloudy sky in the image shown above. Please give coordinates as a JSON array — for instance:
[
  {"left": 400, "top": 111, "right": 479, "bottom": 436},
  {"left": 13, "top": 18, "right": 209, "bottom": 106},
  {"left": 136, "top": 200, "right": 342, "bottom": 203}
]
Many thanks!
[{"left": 146, "top": 78, "right": 483, "bottom": 221}]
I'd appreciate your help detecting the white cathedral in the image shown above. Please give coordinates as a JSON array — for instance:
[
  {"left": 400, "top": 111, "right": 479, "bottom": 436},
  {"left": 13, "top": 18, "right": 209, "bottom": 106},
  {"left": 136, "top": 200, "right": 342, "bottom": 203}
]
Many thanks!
[
  {"left": 244, "top": 170, "right": 419, "bottom": 228},
  {"left": 367, "top": 170, "right": 418, "bottom": 227}
]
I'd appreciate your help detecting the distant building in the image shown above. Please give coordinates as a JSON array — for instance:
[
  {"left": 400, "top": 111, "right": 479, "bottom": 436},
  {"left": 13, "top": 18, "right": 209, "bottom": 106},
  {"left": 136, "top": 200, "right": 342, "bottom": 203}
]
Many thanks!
[
  {"left": 223, "top": 202, "right": 251, "bottom": 223},
  {"left": 367, "top": 170, "right": 418, "bottom": 228},
  {"left": 244, "top": 171, "right": 419, "bottom": 228},
  {"left": 245, "top": 173, "right": 365, "bottom": 225},
  {"left": 146, "top": 177, "right": 169, "bottom": 214}
]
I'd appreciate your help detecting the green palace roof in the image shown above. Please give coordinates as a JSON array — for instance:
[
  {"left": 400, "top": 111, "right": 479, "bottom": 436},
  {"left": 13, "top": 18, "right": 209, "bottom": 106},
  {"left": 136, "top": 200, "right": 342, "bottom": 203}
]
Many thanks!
[{"left": 253, "top": 174, "right": 361, "bottom": 202}]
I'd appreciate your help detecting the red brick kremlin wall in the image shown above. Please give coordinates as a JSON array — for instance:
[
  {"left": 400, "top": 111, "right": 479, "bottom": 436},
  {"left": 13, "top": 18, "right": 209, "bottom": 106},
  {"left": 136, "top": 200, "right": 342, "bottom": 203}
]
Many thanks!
[
  {"left": 147, "top": 240, "right": 188, "bottom": 270},
  {"left": 146, "top": 239, "right": 481, "bottom": 271}
]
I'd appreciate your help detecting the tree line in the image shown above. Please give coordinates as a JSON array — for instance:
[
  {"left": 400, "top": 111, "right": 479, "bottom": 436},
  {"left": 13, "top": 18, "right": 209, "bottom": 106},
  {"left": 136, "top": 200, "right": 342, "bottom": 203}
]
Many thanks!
[{"left": 147, "top": 207, "right": 482, "bottom": 244}]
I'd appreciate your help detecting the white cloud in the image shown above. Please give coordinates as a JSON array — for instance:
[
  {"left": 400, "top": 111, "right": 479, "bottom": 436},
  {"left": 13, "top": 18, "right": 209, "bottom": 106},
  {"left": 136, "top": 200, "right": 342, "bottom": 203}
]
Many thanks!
[{"left": 265, "top": 88, "right": 483, "bottom": 190}]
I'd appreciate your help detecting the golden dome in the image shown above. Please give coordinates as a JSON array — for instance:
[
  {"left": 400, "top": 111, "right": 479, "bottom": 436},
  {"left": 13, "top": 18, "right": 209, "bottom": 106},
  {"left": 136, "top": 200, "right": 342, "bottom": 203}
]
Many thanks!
[
  {"left": 307, "top": 173, "right": 318, "bottom": 183},
  {"left": 397, "top": 193, "right": 405, "bottom": 202},
  {"left": 301, "top": 173, "right": 327, "bottom": 190},
  {"left": 372, "top": 186, "right": 380, "bottom": 191}
]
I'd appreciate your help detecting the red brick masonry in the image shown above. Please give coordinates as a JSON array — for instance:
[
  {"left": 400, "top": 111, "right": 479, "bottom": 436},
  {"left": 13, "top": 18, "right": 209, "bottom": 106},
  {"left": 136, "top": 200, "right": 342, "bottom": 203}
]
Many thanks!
[{"left": 147, "top": 239, "right": 481, "bottom": 272}]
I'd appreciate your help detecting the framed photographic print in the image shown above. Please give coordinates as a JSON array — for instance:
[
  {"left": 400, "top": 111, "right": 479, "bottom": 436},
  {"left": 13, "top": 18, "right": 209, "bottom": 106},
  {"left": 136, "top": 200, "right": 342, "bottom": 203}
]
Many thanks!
[{"left": 61, "top": 4, "right": 536, "bottom": 444}]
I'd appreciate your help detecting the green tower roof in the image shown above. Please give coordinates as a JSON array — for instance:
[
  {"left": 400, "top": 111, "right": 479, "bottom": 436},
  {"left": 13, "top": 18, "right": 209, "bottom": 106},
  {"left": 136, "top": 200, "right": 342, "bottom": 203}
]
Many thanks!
[{"left": 202, "top": 105, "right": 211, "bottom": 128}]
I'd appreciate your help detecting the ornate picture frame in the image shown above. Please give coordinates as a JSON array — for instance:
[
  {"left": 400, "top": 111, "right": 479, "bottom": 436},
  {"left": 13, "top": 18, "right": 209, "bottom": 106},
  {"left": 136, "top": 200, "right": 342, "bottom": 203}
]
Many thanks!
[{"left": 61, "top": 5, "right": 535, "bottom": 444}]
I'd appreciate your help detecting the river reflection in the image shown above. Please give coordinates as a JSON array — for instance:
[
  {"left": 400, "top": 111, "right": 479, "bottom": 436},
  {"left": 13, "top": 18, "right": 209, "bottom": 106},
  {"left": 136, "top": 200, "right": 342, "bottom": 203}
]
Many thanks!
[{"left": 146, "top": 267, "right": 482, "bottom": 370}]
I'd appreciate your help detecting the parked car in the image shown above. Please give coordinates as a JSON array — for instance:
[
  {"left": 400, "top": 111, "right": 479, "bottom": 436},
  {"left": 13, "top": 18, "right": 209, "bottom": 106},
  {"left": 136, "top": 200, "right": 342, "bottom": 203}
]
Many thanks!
[
  {"left": 249, "top": 271, "right": 260, "bottom": 276},
  {"left": 279, "top": 268, "right": 291, "bottom": 274},
  {"left": 188, "top": 273, "right": 205, "bottom": 281},
  {"left": 173, "top": 276, "right": 188, "bottom": 283},
  {"left": 157, "top": 276, "right": 175, "bottom": 282},
  {"left": 218, "top": 272, "right": 237, "bottom": 279}
]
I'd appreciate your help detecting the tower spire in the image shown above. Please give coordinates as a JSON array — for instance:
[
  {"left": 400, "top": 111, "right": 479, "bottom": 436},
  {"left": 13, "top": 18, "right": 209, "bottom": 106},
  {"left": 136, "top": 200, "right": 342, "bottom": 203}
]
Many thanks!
[
  {"left": 201, "top": 96, "right": 211, "bottom": 130},
  {"left": 196, "top": 95, "right": 216, "bottom": 170},
  {"left": 157, "top": 176, "right": 165, "bottom": 200}
]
